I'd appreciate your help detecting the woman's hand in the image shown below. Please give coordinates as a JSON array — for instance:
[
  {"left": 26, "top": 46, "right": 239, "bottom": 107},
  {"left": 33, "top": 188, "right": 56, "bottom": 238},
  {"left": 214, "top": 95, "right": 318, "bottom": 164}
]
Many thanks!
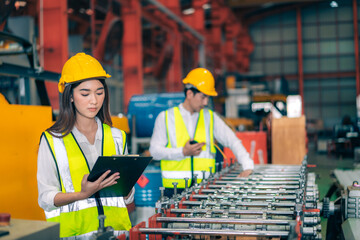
[
  {"left": 54, "top": 170, "right": 120, "bottom": 207},
  {"left": 80, "top": 170, "right": 120, "bottom": 199},
  {"left": 237, "top": 169, "right": 253, "bottom": 178}
]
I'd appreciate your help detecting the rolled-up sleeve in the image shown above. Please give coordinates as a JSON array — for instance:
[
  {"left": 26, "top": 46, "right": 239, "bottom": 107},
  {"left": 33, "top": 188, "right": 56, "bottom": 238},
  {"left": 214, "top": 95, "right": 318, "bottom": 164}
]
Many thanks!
[
  {"left": 213, "top": 113, "right": 254, "bottom": 170},
  {"left": 37, "top": 135, "right": 62, "bottom": 212}
]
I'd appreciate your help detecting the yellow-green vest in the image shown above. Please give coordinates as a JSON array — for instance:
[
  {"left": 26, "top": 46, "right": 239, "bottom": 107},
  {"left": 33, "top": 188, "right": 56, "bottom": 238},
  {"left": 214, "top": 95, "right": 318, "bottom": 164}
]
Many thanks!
[
  {"left": 42, "top": 124, "right": 131, "bottom": 239},
  {"left": 161, "top": 107, "right": 216, "bottom": 188}
]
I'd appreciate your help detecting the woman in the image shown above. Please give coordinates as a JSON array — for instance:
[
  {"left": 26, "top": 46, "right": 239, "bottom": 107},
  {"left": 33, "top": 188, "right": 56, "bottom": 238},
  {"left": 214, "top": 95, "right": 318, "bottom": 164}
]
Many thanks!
[{"left": 37, "top": 53, "right": 132, "bottom": 239}]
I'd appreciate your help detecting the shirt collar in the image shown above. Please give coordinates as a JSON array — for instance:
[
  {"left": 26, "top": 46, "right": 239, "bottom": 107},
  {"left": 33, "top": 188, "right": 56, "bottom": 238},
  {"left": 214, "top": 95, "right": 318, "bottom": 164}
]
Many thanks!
[
  {"left": 72, "top": 117, "right": 102, "bottom": 143},
  {"left": 179, "top": 103, "right": 199, "bottom": 117}
]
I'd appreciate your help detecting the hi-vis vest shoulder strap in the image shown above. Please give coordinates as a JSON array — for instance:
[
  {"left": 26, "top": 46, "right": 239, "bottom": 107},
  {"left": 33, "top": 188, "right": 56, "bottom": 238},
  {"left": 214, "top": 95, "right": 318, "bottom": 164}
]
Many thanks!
[
  {"left": 161, "top": 107, "right": 216, "bottom": 188},
  {"left": 42, "top": 124, "right": 131, "bottom": 239}
]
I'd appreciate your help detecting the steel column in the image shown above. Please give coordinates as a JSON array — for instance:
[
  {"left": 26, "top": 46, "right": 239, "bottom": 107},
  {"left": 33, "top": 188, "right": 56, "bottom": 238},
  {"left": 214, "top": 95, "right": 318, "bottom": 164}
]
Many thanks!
[
  {"left": 122, "top": 0, "right": 143, "bottom": 110},
  {"left": 192, "top": 0, "right": 207, "bottom": 67},
  {"left": 166, "top": 31, "right": 182, "bottom": 92},
  {"left": 39, "top": 0, "right": 68, "bottom": 110},
  {"left": 160, "top": 0, "right": 182, "bottom": 92},
  {"left": 225, "top": 19, "right": 238, "bottom": 72},
  {"left": 296, "top": 7, "right": 304, "bottom": 114},
  {"left": 90, "top": 0, "right": 96, "bottom": 55},
  {"left": 211, "top": 2, "right": 225, "bottom": 73},
  {"left": 353, "top": 0, "right": 360, "bottom": 96}
]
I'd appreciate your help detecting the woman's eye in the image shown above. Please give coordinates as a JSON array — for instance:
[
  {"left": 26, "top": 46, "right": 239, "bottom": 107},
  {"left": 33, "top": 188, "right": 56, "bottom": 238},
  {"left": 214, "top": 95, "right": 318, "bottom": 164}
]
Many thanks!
[
  {"left": 97, "top": 92, "right": 104, "bottom": 96},
  {"left": 81, "top": 94, "right": 89, "bottom": 97}
]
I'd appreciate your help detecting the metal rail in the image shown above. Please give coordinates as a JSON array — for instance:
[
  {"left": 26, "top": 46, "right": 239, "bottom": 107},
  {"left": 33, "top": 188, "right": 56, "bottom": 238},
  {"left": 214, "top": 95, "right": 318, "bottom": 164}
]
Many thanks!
[
  {"left": 139, "top": 228, "right": 290, "bottom": 237},
  {"left": 157, "top": 217, "right": 296, "bottom": 225}
]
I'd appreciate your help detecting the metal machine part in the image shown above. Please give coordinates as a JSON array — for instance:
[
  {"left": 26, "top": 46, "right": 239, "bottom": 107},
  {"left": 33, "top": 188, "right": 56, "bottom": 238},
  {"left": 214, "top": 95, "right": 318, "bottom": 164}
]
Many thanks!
[
  {"left": 90, "top": 215, "right": 117, "bottom": 240},
  {"left": 344, "top": 183, "right": 360, "bottom": 219},
  {"left": 129, "top": 159, "right": 325, "bottom": 240}
]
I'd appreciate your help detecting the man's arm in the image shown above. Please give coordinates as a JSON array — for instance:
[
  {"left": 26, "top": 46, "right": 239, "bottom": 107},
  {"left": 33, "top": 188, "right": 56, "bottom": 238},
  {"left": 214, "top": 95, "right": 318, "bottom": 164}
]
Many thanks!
[
  {"left": 149, "top": 111, "right": 185, "bottom": 160},
  {"left": 213, "top": 113, "right": 254, "bottom": 172}
]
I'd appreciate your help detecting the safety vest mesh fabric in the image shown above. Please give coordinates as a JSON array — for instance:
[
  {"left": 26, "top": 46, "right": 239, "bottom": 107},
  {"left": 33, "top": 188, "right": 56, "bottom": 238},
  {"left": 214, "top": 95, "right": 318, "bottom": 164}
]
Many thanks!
[
  {"left": 161, "top": 107, "right": 216, "bottom": 188},
  {"left": 43, "top": 124, "right": 131, "bottom": 238}
]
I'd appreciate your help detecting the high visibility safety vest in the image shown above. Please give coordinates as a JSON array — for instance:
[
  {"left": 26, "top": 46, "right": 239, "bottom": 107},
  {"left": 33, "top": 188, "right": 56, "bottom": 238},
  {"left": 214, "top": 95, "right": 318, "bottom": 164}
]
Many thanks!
[
  {"left": 42, "top": 124, "right": 131, "bottom": 239},
  {"left": 161, "top": 107, "right": 216, "bottom": 188}
]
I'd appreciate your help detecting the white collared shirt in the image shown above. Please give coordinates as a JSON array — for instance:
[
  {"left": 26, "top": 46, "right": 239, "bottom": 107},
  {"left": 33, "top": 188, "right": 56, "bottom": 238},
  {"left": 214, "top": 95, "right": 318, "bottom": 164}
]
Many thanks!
[
  {"left": 37, "top": 117, "right": 134, "bottom": 212},
  {"left": 149, "top": 104, "right": 254, "bottom": 170}
]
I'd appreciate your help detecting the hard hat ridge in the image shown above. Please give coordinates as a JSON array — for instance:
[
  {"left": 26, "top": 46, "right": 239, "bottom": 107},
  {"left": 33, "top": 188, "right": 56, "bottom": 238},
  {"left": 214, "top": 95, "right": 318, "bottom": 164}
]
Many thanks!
[
  {"left": 182, "top": 68, "right": 218, "bottom": 96},
  {"left": 58, "top": 53, "right": 111, "bottom": 93}
]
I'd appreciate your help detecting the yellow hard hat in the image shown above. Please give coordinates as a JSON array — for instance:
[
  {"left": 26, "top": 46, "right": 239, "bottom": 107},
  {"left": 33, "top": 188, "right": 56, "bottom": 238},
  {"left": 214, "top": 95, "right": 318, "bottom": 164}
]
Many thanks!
[
  {"left": 58, "top": 52, "right": 111, "bottom": 93},
  {"left": 182, "top": 68, "right": 218, "bottom": 96}
]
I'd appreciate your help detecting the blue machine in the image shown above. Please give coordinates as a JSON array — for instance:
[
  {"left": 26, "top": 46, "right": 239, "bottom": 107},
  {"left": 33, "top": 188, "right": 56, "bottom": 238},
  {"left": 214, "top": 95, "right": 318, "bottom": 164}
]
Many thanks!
[
  {"left": 127, "top": 92, "right": 185, "bottom": 138},
  {"left": 134, "top": 164, "right": 162, "bottom": 207}
]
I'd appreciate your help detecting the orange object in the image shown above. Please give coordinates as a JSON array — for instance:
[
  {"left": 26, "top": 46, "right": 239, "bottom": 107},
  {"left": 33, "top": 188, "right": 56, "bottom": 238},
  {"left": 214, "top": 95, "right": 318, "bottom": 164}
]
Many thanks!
[
  {"left": 111, "top": 115, "right": 130, "bottom": 134},
  {"left": 223, "top": 131, "right": 267, "bottom": 165},
  {"left": 137, "top": 175, "right": 150, "bottom": 188},
  {"left": 0, "top": 94, "right": 52, "bottom": 220}
]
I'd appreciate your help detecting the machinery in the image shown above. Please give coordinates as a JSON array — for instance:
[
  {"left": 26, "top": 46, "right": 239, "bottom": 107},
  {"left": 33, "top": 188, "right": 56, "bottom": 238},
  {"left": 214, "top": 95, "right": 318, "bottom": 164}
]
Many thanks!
[{"left": 127, "top": 159, "right": 324, "bottom": 240}]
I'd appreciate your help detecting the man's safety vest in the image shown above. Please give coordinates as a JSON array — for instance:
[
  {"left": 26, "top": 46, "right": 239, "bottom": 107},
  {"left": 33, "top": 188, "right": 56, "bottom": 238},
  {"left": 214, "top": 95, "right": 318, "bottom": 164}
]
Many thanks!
[
  {"left": 161, "top": 107, "right": 216, "bottom": 188},
  {"left": 42, "top": 124, "right": 131, "bottom": 239}
]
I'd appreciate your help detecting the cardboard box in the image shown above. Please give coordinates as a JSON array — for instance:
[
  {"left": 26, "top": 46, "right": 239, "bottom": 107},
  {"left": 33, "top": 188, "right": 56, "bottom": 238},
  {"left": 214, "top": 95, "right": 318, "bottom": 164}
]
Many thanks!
[{"left": 271, "top": 116, "right": 306, "bottom": 164}]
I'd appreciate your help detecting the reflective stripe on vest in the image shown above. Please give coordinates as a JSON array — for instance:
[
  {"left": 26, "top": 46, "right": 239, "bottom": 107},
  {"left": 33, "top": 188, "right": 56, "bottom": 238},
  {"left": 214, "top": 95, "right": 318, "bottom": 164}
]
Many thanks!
[
  {"left": 161, "top": 107, "right": 216, "bottom": 188},
  {"left": 43, "top": 124, "right": 131, "bottom": 238}
]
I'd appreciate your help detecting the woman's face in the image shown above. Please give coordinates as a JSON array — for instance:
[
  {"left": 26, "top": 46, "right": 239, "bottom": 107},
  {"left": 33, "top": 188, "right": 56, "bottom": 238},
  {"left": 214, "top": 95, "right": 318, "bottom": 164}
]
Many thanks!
[{"left": 72, "top": 79, "right": 105, "bottom": 120}]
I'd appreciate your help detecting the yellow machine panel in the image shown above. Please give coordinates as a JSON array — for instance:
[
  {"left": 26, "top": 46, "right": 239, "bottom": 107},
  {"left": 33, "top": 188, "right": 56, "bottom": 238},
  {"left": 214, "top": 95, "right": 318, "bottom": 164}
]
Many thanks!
[{"left": 0, "top": 94, "right": 53, "bottom": 220}]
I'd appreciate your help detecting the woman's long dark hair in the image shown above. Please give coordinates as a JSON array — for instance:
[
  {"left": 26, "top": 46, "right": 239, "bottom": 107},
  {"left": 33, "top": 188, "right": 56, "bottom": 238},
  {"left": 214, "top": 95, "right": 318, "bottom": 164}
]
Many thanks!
[{"left": 47, "top": 79, "right": 112, "bottom": 137}]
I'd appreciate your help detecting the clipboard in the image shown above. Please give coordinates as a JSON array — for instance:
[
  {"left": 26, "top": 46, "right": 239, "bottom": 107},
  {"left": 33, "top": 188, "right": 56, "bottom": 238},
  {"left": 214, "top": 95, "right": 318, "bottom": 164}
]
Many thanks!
[{"left": 88, "top": 155, "right": 152, "bottom": 197}]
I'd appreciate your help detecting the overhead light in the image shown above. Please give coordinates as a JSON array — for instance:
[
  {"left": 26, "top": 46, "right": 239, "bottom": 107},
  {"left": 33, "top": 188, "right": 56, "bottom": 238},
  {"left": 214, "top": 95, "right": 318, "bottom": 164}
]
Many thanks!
[
  {"left": 182, "top": 8, "right": 195, "bottom": 15},
  {"left": 14, "top": 1, "right": 26, "bottom": 9},
  {"left": 261, "top": 2, "right": 274, "bottom": 8},
  {"left": 86, "top": 9, "right": 93, "bottom": 15},
  {"left": 330, "top": 1, "right": 338, "bottom": 8},
  {"left": 202, "top": 3, "right": 211, "bottom": 10}
]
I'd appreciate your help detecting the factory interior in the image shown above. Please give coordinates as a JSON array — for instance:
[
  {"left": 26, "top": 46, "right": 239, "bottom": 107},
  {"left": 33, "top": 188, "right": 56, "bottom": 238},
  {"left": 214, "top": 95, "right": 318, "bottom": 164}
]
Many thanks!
[{"left": 1, "top": 0, "right": 360, "bottom": 239}]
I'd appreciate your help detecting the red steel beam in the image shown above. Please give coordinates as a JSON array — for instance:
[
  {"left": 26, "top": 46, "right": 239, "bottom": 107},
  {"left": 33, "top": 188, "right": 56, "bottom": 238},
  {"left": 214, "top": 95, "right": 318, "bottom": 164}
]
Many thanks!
[
  {"left": 159, "top": 0, "right": 182, "bottom": 92},
  {"left": 122, "top": 0, "right": 143, "bottom": 111},
  {"left": 93, "top": 10, "right": 120, "bottom": 62},
  {"left": 90, "top": 0, "right": 96, "bottom": 55},
  {"left": 40, "top": 0, "right": 68, "bottom": 110},
  {"left": 191, "top": 0, "right": 207, "bottom": 67},
  {"left": 296, "top": 7, "right": 304, "bottom": 114},
  {"left": 353, "top": 0, "right": 360, "bottom": 96},
  {"left": 211, "top": 1, "right": 225, "bottom": 73}
]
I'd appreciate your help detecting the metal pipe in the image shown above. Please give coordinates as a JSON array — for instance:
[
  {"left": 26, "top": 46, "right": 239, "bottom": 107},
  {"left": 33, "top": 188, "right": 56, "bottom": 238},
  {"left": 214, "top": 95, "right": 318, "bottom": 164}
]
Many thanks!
[
  {"left": 200, "top": 189, "right": 297, "bottom": 195},
  {"left": 138, "top": 228, "right": 290, "bottom": 237},
  {"left": 144, "top": 0, "right": 204, "bottom": 42},
  {"left": 157, "top": 217, "right": 296, "bottom": 225},
  {"left": 170, "top": 208, "right": 295, "bottom": 215},
  {"left": 224, "top": 174, "right": 301, "bottom": 178},
  {"left": 191, "top": 194, "right": 297, "bottom": 200},
  {"left": 214, "top": 180, "right": 300, "bottom": 185},
  {"left": 220, "top": 177, "right": 301, "bottom": 181},
  {"left": 208, "top": 184, "right": 300, "bottom": 189}
]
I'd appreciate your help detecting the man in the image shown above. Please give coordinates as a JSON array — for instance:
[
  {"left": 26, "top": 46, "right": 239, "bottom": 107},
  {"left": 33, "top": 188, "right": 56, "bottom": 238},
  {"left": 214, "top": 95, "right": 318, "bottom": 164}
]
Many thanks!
[{"left": 149, "top": 68, "right": 254, "bottom": 197}]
